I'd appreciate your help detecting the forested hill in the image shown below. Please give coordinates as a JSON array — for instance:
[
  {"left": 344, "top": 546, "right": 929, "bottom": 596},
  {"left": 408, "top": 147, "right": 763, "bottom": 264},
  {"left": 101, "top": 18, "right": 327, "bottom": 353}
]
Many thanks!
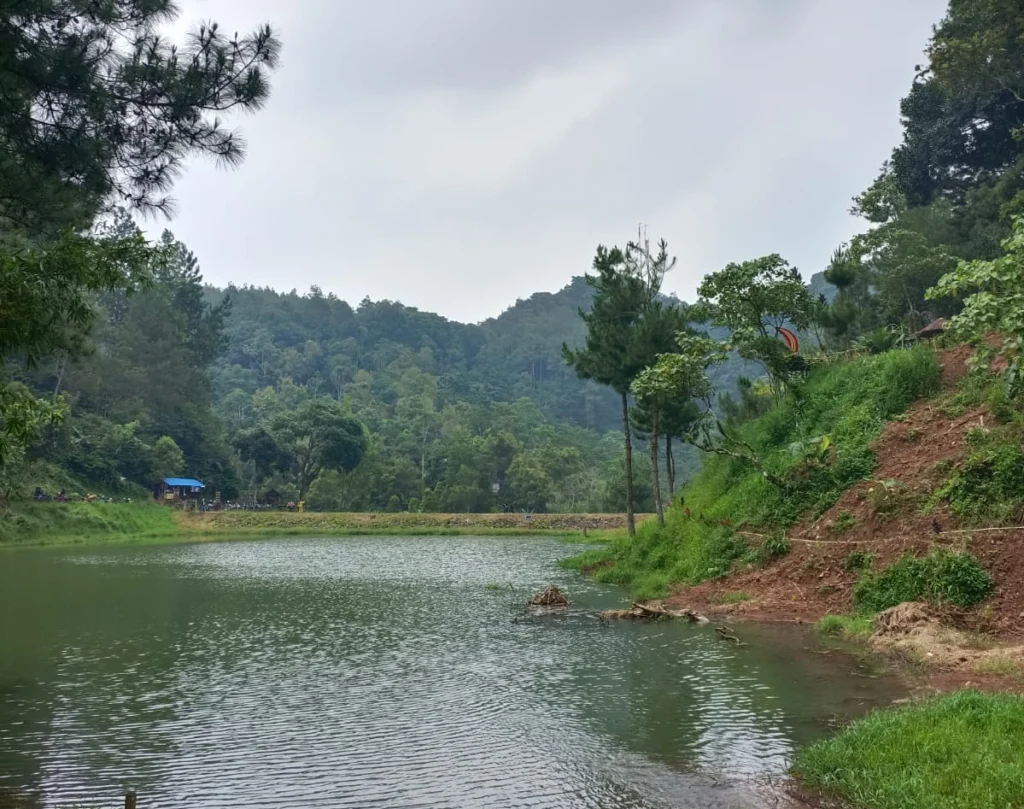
[
  {"left": 208, "top": 276, "right": 621, "bottom": 434},
  {"left": 210, "top": 276, "right": 764, "bottom": 438}
]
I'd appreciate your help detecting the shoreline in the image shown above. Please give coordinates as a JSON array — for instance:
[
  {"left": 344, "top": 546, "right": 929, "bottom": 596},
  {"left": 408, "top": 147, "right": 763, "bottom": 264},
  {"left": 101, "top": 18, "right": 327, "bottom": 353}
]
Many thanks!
[{"left": 0, "top": 502, "right": 644, "bottom": 548}]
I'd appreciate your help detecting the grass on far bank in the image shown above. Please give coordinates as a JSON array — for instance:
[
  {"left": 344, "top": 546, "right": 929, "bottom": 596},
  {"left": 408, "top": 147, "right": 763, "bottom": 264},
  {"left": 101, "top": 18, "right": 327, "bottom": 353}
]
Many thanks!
[
  {"left": 0, "top": 501, "right": 178, "bottom": 546},
  {"left": 566, "top": 346, "right": 942, "bottom": 600},
  {"left": 1, "top": 502, "right": 630, "bottom": 546},
  {"left": 792, "top": 690, "right": 1024, "bottom": 809},
  {"left": 179, "top": 510, "right": 629, "bottom": 539}
]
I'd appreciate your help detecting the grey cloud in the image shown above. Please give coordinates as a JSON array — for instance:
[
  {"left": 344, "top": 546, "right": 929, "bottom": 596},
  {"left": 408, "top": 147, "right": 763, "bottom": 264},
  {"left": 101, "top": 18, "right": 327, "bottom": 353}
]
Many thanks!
[{"left": 165, "top": 0, "right": 948, "bottom": 322}]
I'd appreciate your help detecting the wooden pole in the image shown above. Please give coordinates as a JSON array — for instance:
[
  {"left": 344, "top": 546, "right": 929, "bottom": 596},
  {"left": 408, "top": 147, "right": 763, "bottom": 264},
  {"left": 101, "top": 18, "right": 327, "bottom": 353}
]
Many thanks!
[{"left": 125, "top": 790, "right": 137, "bottom": 809}]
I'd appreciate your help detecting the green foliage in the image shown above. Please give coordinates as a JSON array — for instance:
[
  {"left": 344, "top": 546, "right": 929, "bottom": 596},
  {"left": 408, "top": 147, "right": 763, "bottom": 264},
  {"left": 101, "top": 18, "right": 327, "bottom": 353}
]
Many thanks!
[
  {"left": 928, "top": 216, "right": 1024, "bottom": 394},
  {"left": 0, "top": 501, "right": 178, "bottom": 545},
  {"left": 817, "top": 614, "right": 873, "bottom": 638},
  {"left": 563, "top": 236, "right": 687, "bottom": 532},
  {"left": 272, "top": 399, "right": 367, "bottom": 501},
  {"left": 753, "top": 533, "right": 790, "bottom": 564},
  {"left": 935, "top": 425, "right": 1024, "bottom": 522},
  {"left": 854, "top": 326, "right": 909, "bottom": 355},
  {"left": 569, "top": 347, "right": 941, "bottom": 597},
  {"left": 844, "top": 549, "right": 873, "bottom": 571},
  {"left": 151, "top": 436, "right": 185, "bottom": 481},
  {"left": 0, "top": 382, "right": 66, "bottom": 493},
  {"left": 853, "top": 550, "right": 994, "bottom": 612},
  {"left": 865, "top": 478, "right": 914, "bottom": 518},
  {"left": 0, "top": 1, "right": 280, "bottom": 229},
  {"left": 0, "top": 228, "right": 158, "bottom": 365},
  {"left": 792, "top": 690, "right": 1024, "bottom": 809},
  {"left": 694, "top": 254, "right": 814, "bottom": 395}
]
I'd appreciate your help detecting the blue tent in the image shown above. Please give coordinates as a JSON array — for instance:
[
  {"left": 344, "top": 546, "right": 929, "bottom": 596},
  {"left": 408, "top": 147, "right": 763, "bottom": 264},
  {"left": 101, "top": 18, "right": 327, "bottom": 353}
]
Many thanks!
[{"left": 163, "top": 477, "right": 204, "bottom": 489}]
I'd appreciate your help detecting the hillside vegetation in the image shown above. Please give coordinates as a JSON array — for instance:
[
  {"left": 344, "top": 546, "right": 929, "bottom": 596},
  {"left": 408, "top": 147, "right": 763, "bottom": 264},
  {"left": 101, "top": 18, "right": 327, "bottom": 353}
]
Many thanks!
[{"left": 567, "top": 346, "right": 941, "bottom": 600}]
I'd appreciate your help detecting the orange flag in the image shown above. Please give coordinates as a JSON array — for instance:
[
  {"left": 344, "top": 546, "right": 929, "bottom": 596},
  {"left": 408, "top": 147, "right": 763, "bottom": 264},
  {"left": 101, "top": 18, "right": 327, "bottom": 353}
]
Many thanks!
[{"left": 776, "top": 326, "right": 799, "bottom": 354}]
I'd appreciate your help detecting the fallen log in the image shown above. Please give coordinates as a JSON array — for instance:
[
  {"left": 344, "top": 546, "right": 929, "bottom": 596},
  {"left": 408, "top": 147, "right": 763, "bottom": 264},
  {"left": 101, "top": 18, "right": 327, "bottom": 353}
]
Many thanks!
[{"left": 599, "top": 602, "right": 708, "bottom": 622}]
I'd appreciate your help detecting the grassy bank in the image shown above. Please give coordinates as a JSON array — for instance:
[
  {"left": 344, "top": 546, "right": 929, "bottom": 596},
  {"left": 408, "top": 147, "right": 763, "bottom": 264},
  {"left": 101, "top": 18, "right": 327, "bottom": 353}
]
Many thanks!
[
  {"left": 178, "top": 510, "right": 636, "bottom": 537},
  {"left": 792, "top": 690, "right": 1024, "bottom": 809},
  {"left": 0, "top": 503, "right": 636, "bottom": 546},
  {"left": 0, "top": 501, "right": 179, "bottom": 546},
  {"left": 566, "top": 346, "right": 942, "bottom": 600}
]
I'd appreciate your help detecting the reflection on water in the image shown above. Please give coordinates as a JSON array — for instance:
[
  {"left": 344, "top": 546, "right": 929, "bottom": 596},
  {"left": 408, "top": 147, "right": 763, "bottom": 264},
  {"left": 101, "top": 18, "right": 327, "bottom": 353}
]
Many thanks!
[{"left": 0, "top": 537, "right": 903, "bottom": 808}]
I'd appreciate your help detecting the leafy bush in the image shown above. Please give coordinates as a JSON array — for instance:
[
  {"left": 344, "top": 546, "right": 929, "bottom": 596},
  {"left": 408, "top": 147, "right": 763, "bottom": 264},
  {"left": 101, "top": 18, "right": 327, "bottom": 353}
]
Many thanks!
[{"left": 854, "top": 550, "right": 993, "bottom": 612}]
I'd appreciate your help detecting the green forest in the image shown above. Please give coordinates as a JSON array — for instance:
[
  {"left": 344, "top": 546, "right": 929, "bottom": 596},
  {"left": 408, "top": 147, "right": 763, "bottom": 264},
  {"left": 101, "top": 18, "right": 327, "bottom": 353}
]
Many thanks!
[{"left": 2, "top": 0, "right": 1024, "bottom": 527}]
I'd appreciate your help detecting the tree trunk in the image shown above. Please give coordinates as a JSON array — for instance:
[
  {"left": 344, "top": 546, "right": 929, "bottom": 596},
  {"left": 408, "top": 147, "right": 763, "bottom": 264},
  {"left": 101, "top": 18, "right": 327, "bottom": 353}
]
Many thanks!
[
  {"left": 621, "top": 393, "right": 635, "bottom": 537},
  {"left": 53, "top": 352, "right": 66, "bottom": 398},
  {"left": 665, "top": 434, "right": 675, "bottom": 495},
  {"left": 650, "top": 411, "right": 664, "bottom": 528}
]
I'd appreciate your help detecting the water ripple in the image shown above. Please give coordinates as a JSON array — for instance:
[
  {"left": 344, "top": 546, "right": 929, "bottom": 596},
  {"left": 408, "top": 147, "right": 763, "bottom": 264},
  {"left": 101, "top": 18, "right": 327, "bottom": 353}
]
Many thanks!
[{"left": 0, "top": 537, "right": 904, "bottom": 809}]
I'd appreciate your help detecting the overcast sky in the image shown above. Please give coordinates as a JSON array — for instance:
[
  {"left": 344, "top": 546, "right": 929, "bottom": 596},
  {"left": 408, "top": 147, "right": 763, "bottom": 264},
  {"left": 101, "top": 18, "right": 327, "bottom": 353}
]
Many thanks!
[{"left": 162, "top": 0, "right": 946, "bottom": 323}]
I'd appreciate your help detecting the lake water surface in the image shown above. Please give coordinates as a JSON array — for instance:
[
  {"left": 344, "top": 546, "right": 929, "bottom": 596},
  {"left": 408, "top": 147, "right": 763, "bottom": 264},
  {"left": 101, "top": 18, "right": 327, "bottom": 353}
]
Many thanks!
[{"left": 0, "top": 537, "right": 903, "bottom": 808}]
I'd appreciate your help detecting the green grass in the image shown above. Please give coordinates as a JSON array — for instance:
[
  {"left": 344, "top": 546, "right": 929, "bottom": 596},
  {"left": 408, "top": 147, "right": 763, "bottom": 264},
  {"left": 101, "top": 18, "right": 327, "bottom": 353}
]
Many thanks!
[
  {"left": 853, "top": 549, "right": 994, "bottom": 612},
  {"left": 567, "top": 346, "right": 941, "bottom": 599},
  {"left": 792, "top": 690, "right": 1024, "bottom": 809},
  {"left": 0, "top": 501, "right": 179, "bottom": 546},
  {"left": 1, "top": 502, "right": 613, "bottom": 547},
  {"left": 817, "top": 614, "right": 874, "bottom": 639}
]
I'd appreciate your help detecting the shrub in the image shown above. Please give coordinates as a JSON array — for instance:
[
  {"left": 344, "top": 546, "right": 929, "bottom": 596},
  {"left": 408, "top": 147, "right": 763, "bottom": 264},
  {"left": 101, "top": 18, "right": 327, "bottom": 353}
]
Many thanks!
[{"left": 853, "top": 550, "right": 993, "bottom": 612}]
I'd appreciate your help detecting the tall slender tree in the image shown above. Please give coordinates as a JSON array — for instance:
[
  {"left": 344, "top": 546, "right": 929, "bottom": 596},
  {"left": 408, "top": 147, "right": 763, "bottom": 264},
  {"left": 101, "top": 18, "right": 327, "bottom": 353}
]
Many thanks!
[
  {"left": 563, "top": 247, "right": 646, "bottom": 534},
  {"left": 563, "top": 236, "right": 676, "bottom": 534}
]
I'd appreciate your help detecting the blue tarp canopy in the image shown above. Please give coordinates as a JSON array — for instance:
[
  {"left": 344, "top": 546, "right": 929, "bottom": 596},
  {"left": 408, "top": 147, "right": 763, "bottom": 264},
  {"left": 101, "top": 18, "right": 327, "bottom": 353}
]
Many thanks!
[{"left": 163, "top": 477, "right": 205, "bottom": 488}]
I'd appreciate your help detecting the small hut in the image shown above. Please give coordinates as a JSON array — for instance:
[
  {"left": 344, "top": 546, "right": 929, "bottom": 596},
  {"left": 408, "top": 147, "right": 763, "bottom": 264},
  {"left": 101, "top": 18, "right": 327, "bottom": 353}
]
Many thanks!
[
  {"left": 160, "top": 477, "right": 205, "bottom": 505},
  {"left": 915, "top": 317, "right": 946, "bottom": 342}
]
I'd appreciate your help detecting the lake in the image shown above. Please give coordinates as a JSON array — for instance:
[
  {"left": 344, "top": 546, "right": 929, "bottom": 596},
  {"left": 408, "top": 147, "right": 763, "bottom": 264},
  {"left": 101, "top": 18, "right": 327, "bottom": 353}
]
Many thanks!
[{"left": 0, "top": 536, "right": 903, "bottom": 808}]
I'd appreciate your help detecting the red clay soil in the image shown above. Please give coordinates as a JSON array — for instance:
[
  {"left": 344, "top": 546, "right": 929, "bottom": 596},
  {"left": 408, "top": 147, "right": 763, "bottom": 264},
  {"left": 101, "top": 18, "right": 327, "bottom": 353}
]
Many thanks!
[{"left": 665, "top": 346, "right": 1024, "bottom": 642}]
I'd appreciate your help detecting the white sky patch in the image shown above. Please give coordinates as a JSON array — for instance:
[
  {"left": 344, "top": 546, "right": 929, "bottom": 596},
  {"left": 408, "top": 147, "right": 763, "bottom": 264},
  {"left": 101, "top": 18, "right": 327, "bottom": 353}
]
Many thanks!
[{"left": 148, "top": 0, "right": 947, "bottom": 322}]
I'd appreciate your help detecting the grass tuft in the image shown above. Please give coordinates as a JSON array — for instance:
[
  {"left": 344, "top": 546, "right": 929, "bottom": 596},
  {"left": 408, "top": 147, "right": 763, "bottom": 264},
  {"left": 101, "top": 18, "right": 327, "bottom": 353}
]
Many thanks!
[{"left": 817, "top": 614, "right": 874, "bottom": 638}]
